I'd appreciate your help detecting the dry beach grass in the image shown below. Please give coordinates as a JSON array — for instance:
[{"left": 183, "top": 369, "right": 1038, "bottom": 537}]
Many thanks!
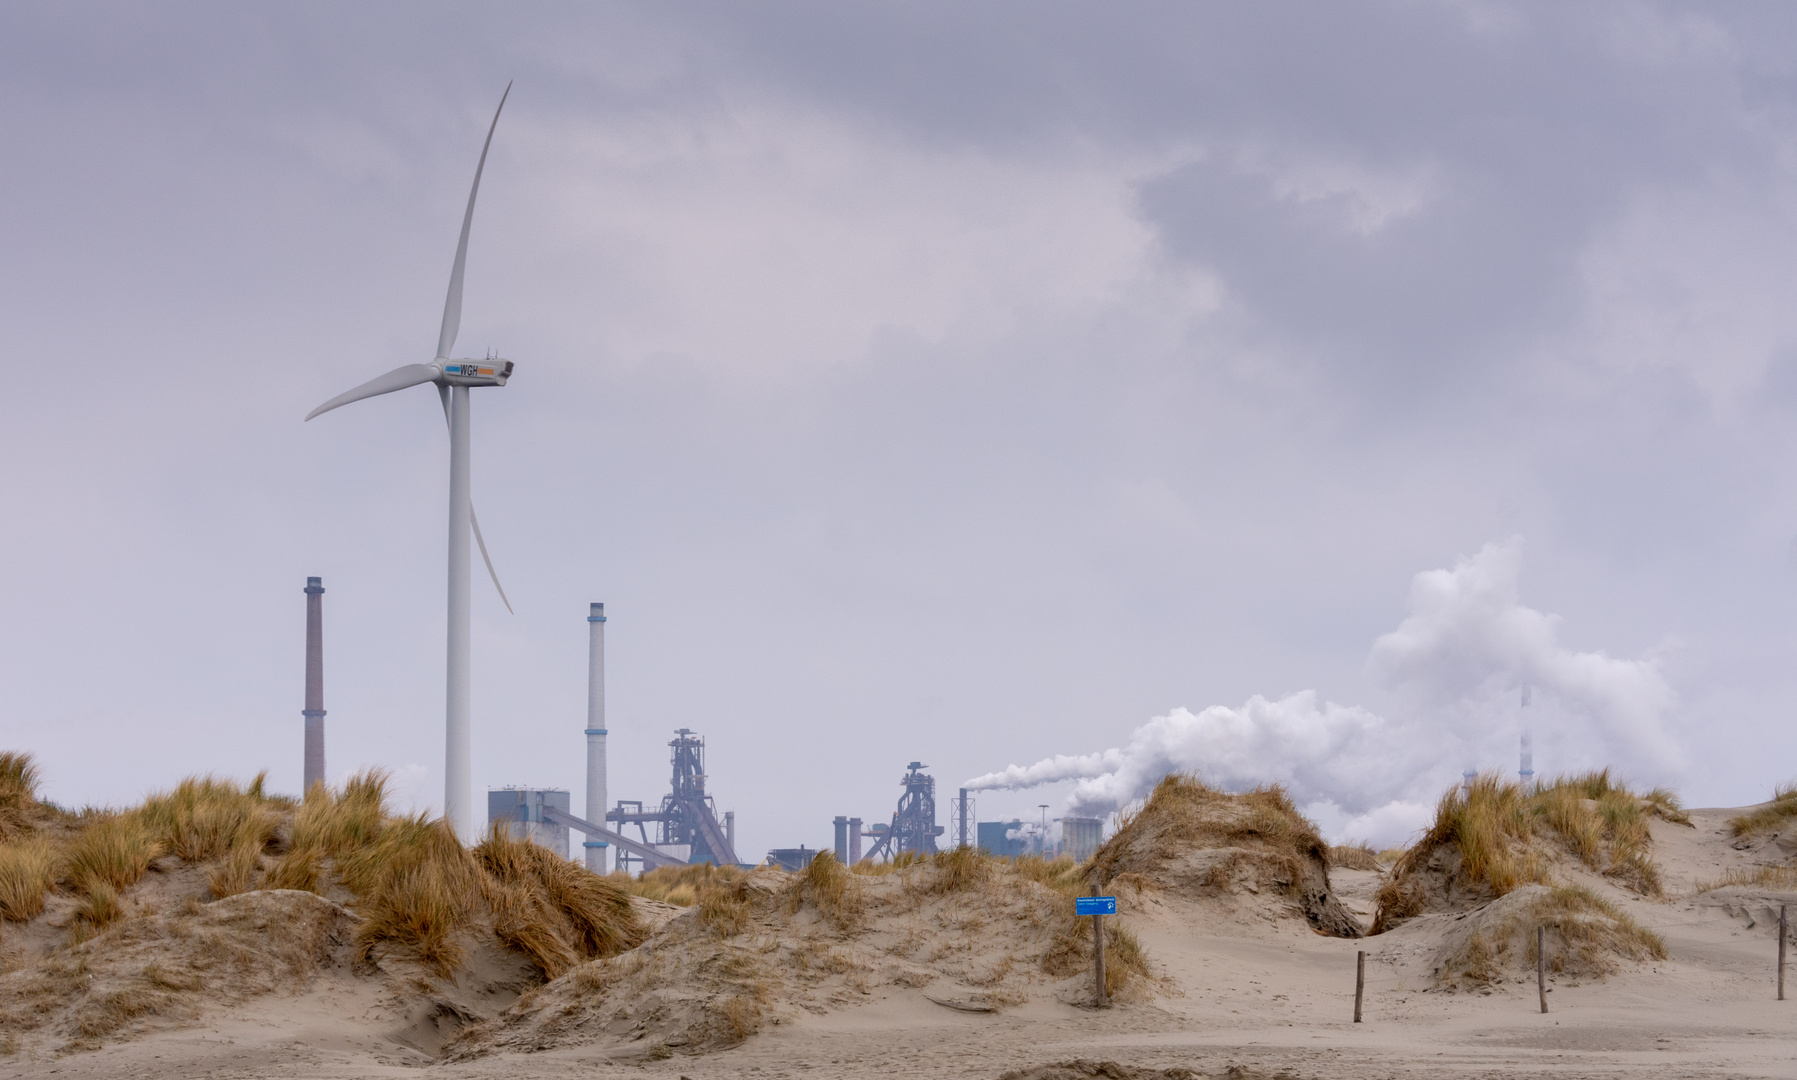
[
  {"left": 1089, "top": 773, "right": 1364, "bottom": 938},
  {"left": 0, "top": 751, "right": 645, "bottom": 1055},
  {"left": 1373, "top": 769, "right": 1686, "bottom": 931},
  {"left": 2, "top": 753, "right": 1796, "bottom": 1077},
  {"left": 1433, "top": 883, "right": 1667, "bottom": 987},
  {"left": 1727, "top": 780, "right": 1797, "bottom": 837}
]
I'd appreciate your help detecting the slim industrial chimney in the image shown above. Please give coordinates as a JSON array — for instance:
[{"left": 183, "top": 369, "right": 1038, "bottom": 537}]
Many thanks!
[
  {"left": 302, "top": 577, "right": 326, "bottom": 793},
  {"left": 584, "top": 602, "right": 608, "bottom": 872},
  {"left": 1519, "top": 685, "right": 1534, "bottom": 784}
]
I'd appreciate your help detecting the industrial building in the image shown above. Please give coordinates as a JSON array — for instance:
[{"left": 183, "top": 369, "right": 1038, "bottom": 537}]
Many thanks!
[
  {"left": 605, "top": 728, "right": 739, "bottom": 870},
  {"left": 561, "top": 605, "right": 740, "bottom": 873},
  {"left": 977, "top": 820, "right": 1028, "bottom": 858},
  {"left": 972, "top": 816, "right": 1103, "bottom": 861},
  {"left": 828, "top": 765, "right": 1110, "bottom": 866},
  {"left": 489, "top": 787, "right": 571, "bottom": 858},
  {"left": 766, "top": 846, "right": 819, "bottom": 871},
  {"left": 830, "top": 761, "right": 945, "bottom": 863}
]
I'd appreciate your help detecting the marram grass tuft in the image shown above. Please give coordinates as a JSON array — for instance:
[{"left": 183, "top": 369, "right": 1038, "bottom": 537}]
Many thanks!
[
  {"left": 1376, "top": 771, "right": 1679, "bottom": 930},
  {"left": 1728, "top": 782, "right": 1797, "bottom": 837},
  {"left": 0, "top": 835, "right": 57, "bottom": 921}
]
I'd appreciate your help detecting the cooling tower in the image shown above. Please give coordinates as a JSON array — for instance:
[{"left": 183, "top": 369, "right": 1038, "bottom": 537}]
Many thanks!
[{"left": 1062, "top": 816, "right": 1103, "bottom": 863}]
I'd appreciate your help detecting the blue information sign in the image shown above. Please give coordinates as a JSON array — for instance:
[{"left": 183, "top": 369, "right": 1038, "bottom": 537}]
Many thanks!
[{"left": 1075, "top": 895, "right": 1116, "bottom": 916}]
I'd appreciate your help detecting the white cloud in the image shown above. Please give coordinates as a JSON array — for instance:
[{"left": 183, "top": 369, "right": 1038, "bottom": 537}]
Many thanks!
[
  {"left": 1238, "top": 148, "right": 1442, "bottom": 236},
  {"left": 1554, "top": 178, "right": 1797, "bottom": 403}
]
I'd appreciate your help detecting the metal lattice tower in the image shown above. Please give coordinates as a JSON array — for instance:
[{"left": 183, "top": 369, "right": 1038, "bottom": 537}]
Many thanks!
[
  {"left": 952, "top": 787, "right": 974, "bottom": 849},
  {"left": 864, "top": 761, "right": 946, "bottom": 861},
  {"left": 606, "top": 728, "right": 740, "bottom": 867}
]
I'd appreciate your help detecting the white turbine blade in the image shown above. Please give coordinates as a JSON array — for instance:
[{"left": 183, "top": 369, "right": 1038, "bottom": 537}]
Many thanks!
[
  {"left": 470, "top": 507, "right": 513, "bottom": 614},
  {"left": 436, "top": 81, "right": 512, "bottom": 361},
  {"left": 305, "top": 363, "right": 439, "bottom": 421},
  {"left": 439, "top": 384, "right": 513, "bottom": 614}
]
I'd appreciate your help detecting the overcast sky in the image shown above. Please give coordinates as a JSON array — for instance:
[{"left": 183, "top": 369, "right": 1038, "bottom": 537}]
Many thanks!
[{"left": 4, "top": 2, "right": 1797, "bottom": 856}]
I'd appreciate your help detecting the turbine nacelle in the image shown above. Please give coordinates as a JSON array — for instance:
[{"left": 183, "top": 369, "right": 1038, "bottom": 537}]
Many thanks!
[{"left": 439, "top": 358, "right": 513, "bottom": 386}]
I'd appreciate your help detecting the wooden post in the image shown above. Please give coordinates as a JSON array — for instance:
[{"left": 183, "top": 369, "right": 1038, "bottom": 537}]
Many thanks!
[
  {"left": 1537, "top": 926, "right": 1548, "bottom": 1014},
  {"left": 1091, "top": 885, "right": 1108, "bottom": 1007},
  {"left": 1779, "top": 904, "right": 1787, "bottom": 1002},
  {"left": 1354, "top": 950, "right": 1365, "bottom": 1023}
]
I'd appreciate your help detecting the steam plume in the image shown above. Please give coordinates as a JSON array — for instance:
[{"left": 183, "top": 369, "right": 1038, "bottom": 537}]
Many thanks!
[
  {"left": 1367, "top": 539, "right": 1679, "bottom": 767},
  {"left": 964, "top": 540, "right": 1681, "bottom": 844}
]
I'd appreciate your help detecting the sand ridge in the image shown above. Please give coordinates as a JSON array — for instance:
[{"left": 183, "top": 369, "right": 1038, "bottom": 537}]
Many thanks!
[{"left": 2, "top": 799, "right": 1795, "bottom": 1077}]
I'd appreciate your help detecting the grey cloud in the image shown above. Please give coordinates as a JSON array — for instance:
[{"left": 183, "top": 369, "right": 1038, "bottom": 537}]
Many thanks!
[{"left": 1, "top": 2, "right": 1796, "bottom": 860}]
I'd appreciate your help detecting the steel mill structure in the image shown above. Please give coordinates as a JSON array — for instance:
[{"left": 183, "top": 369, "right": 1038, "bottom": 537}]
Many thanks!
[
  {"left": 584, "top": 602, "right": 608, "bottom": 872},
  {"left": 858, "top": 761, "right": 944, "bottom": 862},
  {"left": 605, "top": 729, "right": 740, "bottom": 869},
  {"left": 302, "top": 576, "right": 326, "bottom": 792}
]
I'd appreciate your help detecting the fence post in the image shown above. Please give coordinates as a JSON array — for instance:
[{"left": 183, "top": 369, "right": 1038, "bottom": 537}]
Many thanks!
[
  {"left": 1780, "top": 904, "right": 1787, "bottom": 1002},
  {"left": 1091, "top": 884, "right": 1108, "bottom": 1007},
  {"left": 1354, "top": 950, "right": 1365, "bottom": 1023},
  {"left": 1537, "top": 926, "right": 1548, "bottom": 1014}
]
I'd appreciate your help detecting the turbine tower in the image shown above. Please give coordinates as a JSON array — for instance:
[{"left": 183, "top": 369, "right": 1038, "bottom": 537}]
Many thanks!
[{"left": 305, "top": 84, "right": 516, "bottom": 841}]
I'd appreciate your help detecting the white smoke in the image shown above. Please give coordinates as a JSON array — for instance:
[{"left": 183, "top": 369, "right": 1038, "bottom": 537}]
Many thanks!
[
  {"left": 965, "top": 691, "right": 1426, "bottom": 819},
  {"left": 1367, "top": 539, "right": 1679, "bottom": 769},
  {"left": 964, "top": 749, "right": 1126, "bottom": 791},
  {"left": 965, "top": 540, "right": 1682, "bottom": 845}
]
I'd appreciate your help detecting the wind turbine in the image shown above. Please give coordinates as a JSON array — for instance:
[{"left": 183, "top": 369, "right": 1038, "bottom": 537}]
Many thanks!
[{"left": 306, "top": 84, "right": 516, "bottom": 841}]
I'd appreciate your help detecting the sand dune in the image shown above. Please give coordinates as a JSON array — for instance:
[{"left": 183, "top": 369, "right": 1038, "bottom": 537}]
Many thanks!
[{"left": 2, "top": 782, "right": 1795, "bottom": 1078}]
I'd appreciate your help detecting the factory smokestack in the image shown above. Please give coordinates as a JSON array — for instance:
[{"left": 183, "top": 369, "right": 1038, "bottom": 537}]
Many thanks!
[
  {"left": 302, "top": 577, "right": 326, "bottom": 793},
  {"left": 584, "top": 602, "right": 608, "bottom": 872},
  {"left": 958, "top": 788, "right": 970, "bottom": 849},
  {"left": 1519, "top": 685, "right": 1534, "bottom": 784}
]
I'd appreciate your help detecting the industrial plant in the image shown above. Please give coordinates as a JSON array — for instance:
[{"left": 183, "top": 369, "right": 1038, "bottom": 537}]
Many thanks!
[
  {"left": 299, "top": 586, "right": 1107, "bottom": 873},
  {"left": 544, "top": 602, "right": 744, "bottom": 871},
  {"left": 603, "top": 728, "right": 739, "bottom": 871},
  {"left": 830, "top": 761, "right": 943, "bottom": 863},
  {"left": 826, "top": 763, "right": 1104, "bottom": 866}
]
